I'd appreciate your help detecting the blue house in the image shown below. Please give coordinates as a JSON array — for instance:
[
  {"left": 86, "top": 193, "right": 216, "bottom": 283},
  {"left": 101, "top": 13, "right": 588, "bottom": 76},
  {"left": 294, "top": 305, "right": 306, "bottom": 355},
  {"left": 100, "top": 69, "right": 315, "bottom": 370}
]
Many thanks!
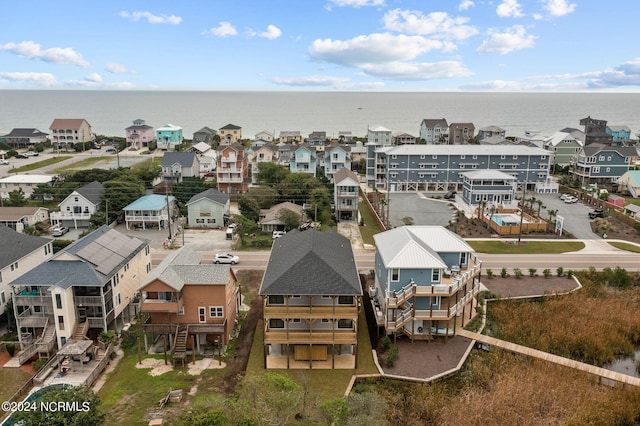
[
  {"left": 289, "top": 144, "right": 317, "bottom": 176},
  {"left": 570, "top": 145, "right": 636, "bottom": 187},
  {"left": 372, "top": 226, "right": 482, "bottom": 340},
  {"left": 461, "top": 170, "right": 517, "bottom": 207},
  {"left": 606, "top": 125, "right": 631, "bottom": 145},
  {"left": 123, "top": 194, "right": 178, "bottom": 232},
  {"left": 324, "top": 145, "right": 352, "bottom": 181},
  {"left": 156, "top": 124, "right": 184, "bottom": 150}
]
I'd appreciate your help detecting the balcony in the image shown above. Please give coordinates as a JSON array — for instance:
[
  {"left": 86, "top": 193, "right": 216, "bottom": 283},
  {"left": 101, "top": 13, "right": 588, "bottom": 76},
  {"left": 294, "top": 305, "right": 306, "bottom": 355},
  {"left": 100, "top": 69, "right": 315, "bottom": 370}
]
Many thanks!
[
  {"left": 51, "top": 211, "right": 92, "bottom": 221},
  {"left": 337, "top": 191, "right": 358, "bottom": 197},
  {"left": 264, "top": 330, "right": 358, "bottom": 345},
  {"left": 263, "top": 305, "right": 358, "bottom": 319},
  {"left": 13, "top": 294, "right": 52, "bottom": 307},
  {"left": 17, "top": 308, "right": 50, "bottom": 328},
  {"left": 141, "top": 297, "right": 183, "bottom": 313},
  {"left": 217, "top": 177, "right": 244, "bottom": 183},
  {"left": 125, "top": 214, "right": 167, "bottom": 222},
  {"left": 74, "top": 295, "right": 103, "bottom": 306}
]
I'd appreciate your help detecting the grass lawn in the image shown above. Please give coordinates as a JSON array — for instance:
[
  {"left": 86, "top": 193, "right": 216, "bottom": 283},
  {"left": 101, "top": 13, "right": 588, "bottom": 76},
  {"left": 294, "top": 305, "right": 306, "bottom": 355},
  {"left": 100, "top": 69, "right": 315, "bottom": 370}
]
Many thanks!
[
  {"left": 98, "top": 351, "right": 198, "bottom": 426},
  {"left": 10, "top": 156, "right": 72, "bottom": 173},
  {"left": 608, "top": 241, "right": 640, "bottom": 253},
  {"left": 358, "top": 200, "right": 383, "bottom": 246},
  {"left": 0, "top": 367, "right": 32, "bottom": 403},
  {"left": 245, "top": 309, "right": 378, "bottom": 404},
  {"left": 468, "top": 240, "right": 585, "bottom": 254},
  {"left": 55, "top": 156, "right": 109, "bottom": 172}
]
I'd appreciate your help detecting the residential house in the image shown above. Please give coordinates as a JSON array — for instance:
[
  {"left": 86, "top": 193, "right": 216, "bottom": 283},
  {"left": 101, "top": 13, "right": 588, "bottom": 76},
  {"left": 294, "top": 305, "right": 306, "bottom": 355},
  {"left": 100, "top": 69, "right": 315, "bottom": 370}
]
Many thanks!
[
  {"left": 219, "top": 124, "right": 242, "bottom": 145},
  {"left": 307, "top": 131, "right": 327, "bottom": 147},
  {"left": 0, "top": 174, "right": 54, "bottom": 200},
  {"left": 185, "top": 188, "right": 229, "bottom": 229},
  {"left": 122, "top": 194, "right": 178, "bottom": 231},
  {"left": 338, "top": 131, "right": 355, "bottom": 143},
  {"left": 333, "top": 168, "right": 359, "bottom": 222},
  {"left": 10, "top": 226, "right": 151, "bottom": 351},
  {"left": 1, "top": 128, "right": 49, "bottom": 149},
  {"left": 617, "top": 170, "right": 640, "bottom": 198},
  {"left": 366, "top": 125, "right": 393, "bottom": 187},
  {"left": 624, "top": 204, "right": 640, "bottom": 219},
  {"left": 372, "top": 226, "right": 482, "bottom": 340},
  {"left": 259, "top": 202, "right": 304, "bottom": 233},
  {"left": 193, "top": 126, "right": 218, "bottom": 147},
  {"left": 607, "top": 125, "right": 632, "bottom": 145},
  {"left": 449, "top": 123, "right": 475, "bottom": 144},
  {"left": 187, "top": 142, "right": 217, "bottom": 174},
  {"left": 460, "top": 170, "right": 517, "bottom": 206},
  {"left": 513, "top": 130, "right": 546, "bottom": 148},
  {"left": 259, "top": 230, "right": 362, "bottom": 369},
  {"left": 279, "top": 131, "right": 303, "bottom": 144},
  {"left": 348, "top": 141, "right": 367, "bottom": 166},
  {"left": 570, "top": 145, "right": 636, "bottom": 187},
  {"left": 477, "top": 126, "right": 506, "bottom": 142},
  {"left": 543, "top": 130, "right": 584, "bottom": 166},
  {"left": 580, "top": 116, "right": 613, "bottom": 145},
  {"left": 161, "top": 152, "right": 200, "bottom": 185},
  {"left": 139, "top": 246, "right": 239, "bottom": 359},
  {"left": 370, "top": 144, "right": 550, "bottom": 191},
  {"left": 0, "top": 207, "right": 50, "bottom": 233},
  {"left": 49, "top": 119, "right": 93, "bottom": 150},
  {"left": 216, "top": 143, "right": 249, "bottom": 194},
  {"left": 324, "top": 145, "right": 351, "bottom": 181},
  {"left": 51, "top": 181, "right": 103, "bottom": 230},
  {"left": 252, "top": 144, "right": 280, "bottom": 184},
  {"left": 392, "top": 132, "right": 417, "bottom": 145},
  {"left": 125, "top": 119, "right": 155, "bottom": 150},
  {"left": 419, "top": 119, "right": 448, "bottom": 144},
  {"left": 277, "top": 143, "right": 292, "bottom": 167},
  {"left": 255, "top": 130, "right": 275, "bottom": 142},
  {"left": 290, "top": 144, "right": 317, "bottom": 176},
  {"left": 156, "top": 124, "right": 184, "bottom": 150},
  {"left": 0, "top": 226, "right": 53, "bottom": 317}
]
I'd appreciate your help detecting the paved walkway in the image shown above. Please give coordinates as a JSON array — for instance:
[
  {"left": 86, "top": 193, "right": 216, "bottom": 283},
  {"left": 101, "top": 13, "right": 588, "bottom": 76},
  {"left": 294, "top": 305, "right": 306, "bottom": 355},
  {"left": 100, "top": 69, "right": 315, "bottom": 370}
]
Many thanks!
[{"left": 457, "top": 329, "right": 640, "bottom": 387}]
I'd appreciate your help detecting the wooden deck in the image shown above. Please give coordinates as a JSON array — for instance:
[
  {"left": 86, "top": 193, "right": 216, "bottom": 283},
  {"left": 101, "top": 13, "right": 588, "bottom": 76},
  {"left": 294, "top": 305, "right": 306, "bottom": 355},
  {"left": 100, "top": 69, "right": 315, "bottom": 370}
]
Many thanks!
[{"left": 457, "top": 329, "right": 640, "bottom": 387}]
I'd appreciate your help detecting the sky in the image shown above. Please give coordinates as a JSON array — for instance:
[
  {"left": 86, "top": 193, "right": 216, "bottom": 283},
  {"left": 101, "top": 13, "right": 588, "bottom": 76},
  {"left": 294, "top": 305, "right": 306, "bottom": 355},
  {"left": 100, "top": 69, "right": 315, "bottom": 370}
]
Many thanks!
[{"left": 0, "top": 0, "right": 639, "bottom": 92}]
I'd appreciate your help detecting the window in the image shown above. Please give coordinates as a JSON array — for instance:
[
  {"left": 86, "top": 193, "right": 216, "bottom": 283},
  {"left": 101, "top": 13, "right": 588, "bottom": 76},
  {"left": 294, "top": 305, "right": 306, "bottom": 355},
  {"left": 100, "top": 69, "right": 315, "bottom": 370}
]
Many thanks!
[
  {"left": 593, "top": 167, "right": 600, "bottom": 173},
  {"left": 292, "top": 318, "right": 301, "bottom": 323},
  {"left": 460, "top": 155, "right": 466, "bottom": 159},
  {"left": 209, "top": 306, "right": 223, "bottom": 317},
  {"left": 606, "top": 167, "right": 610, "bottom": 173},
  {"left": 337, "top": 319, "right": 353, "bottom": 329},
  {"left": 432, "top": 155, "right": 437, "bottom": 159},
  {"left": 58, "top": 315, "right": 65, "bottom": 331},
  {"left": 338, "top": 296, "right": 354, "bottom": 305},
  {"left": 513, "top": 155, "right": 518, "bottom": 159},
  {"left": 1, "top": 292, "right": 4, "bottom": 304},
  {"left": 268, "top": 295, "right": 285, "bottom": 305},
  {"left": 269, "top": 319, "right": 285, "bottom": 328},
  {"left": 391, "top": 269, "right": 399, "bottom": 281},
  {"left": 460, "top": 252, "right": 467, "bottom": 265},
  {"left": 115, "top": 293, "right": 121, "bottom": 306},
  {"left": 472, "top": 155, "right": 477, "bottom": 159},
  {"left": 432, "top": 269, "right": 440, "bottom": 282},
  {"left": 55, "top": 294, "right": 62, "bottom": 309},
  {"left": 178, "top": 307, "right": 185, "bottom": 315}
]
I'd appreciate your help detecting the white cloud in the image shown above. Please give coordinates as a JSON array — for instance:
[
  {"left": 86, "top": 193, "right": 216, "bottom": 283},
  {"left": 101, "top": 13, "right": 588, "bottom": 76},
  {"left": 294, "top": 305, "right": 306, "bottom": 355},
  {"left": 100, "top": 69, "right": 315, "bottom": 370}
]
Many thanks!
[
  {"left": 382, "top": 9, "right": 478, "bottom": 40},
  {"left": 586, "top": 58, "right": 640, "bottom": 88},
  {"left": 458, "top": 0, "right": 475, "bottom": 11},
  {"left": 360, "top": 61, "right": 473, "bottom": 80},
  {"left": 327, "top": 0, "right": 384, "bottom": 8},
  {"left": 542, "top": 0, "right": 577, "bottom": 17},
  {"left": 496, "top": 0, "right": 524, "bottom": 18},
  {"left": 209, "top": 22, "right": 237, "bottom": 37},
  {"left": 85, "top": 73, "right": 103, "bottom": 83},
  {"left": 120, "top": 11, "right": 182, "bottom": 25},
  {"left": 259, "top": 25, "right": 282, "bottom": 40},
  {"left": 0, "top": 71, "right": 58, "bottom": 86},
  {"left": 477, "top": 25, "right": 536, "bottom": 54},
  {"left": 105, "top": 63, "right": 130, "bottom": 74},
  {"left": 0, "top": 41, "right": 89, "bottom": 67},
  {"left": 309, "top": 33, "right": 446, "bottom": 67},
  {"left": 271, "top": 75, "right": 351, "bottom": 87}
]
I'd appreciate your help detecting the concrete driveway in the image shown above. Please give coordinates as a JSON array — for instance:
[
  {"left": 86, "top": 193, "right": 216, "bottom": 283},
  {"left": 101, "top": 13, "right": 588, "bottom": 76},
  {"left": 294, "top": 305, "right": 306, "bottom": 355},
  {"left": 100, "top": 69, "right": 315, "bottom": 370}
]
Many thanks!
[
  {"left": 533, "top": 193, "right": 599, "bottom": 239},
  {"left": 387, "top": 193, "right": 458, "bottom": 227}
]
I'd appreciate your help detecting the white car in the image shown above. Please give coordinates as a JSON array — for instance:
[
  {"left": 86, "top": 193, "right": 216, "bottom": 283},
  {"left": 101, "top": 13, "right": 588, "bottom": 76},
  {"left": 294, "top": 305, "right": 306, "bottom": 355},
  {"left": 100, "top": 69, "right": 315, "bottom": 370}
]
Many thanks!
[
  {"left": 0, "top": 159, "right": 8, "bottom": 165},
  {"left": 272, "top": 230, "right": 287, "bottom": 239},
  {"left": 52, "top": 226, "right": 69, "bottom": 237},
  {"left": 214, "top": 253, "right": 240, "bottom": 264},
  {"left": 563, "top": 196, "right": 578, "bottom": 204},
  {"left": 559, "top": 193, "right": 572, "bottom": 201}
]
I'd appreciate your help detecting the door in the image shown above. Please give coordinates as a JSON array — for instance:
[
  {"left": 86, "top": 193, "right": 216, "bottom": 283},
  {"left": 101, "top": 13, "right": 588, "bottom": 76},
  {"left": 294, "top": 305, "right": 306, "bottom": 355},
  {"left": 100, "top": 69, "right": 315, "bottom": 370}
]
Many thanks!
[{"left": 198, "top": 307, "right": 206, "bottom": 323}]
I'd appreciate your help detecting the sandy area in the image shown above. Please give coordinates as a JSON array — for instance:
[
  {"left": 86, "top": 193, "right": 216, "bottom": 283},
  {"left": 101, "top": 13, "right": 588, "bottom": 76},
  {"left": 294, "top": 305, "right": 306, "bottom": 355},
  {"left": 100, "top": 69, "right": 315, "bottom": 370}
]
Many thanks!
[
  {"left": 135, "top": 356, "right": 227, "bottom": 376},
  {"left": 136, "top": 358, "right": 173, "bottom": 376}
]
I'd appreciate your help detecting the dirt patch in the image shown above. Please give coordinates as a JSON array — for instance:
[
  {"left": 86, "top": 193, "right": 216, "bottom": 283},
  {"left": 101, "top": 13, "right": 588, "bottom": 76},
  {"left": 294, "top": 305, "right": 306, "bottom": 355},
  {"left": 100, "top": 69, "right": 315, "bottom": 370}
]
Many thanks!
[
  {"left": 482, "top": 275, "right": 580, "bottom": 298},
  {"left": 591, "top": 216, "right": 640, "bottom": 244},
  {"left": 447, "top": 214, "right": 559, "bottom": 239}
]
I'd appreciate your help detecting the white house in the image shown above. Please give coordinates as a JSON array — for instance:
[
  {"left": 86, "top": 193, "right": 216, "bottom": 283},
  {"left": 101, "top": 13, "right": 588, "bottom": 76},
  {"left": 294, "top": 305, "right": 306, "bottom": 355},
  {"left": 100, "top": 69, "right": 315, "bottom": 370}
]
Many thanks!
[{"left": 51, "top": 181, "right": 103, "bottom": 229}]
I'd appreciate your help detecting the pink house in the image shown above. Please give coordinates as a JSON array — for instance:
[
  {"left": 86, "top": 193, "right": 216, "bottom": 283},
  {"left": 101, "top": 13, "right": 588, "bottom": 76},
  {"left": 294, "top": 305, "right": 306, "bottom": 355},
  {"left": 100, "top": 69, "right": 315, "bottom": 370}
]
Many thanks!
[
  {"left": 125, "top": 119, "right": 156, "bottom": 150},
  {"left": 607, "top": 194, "right": 625, "bottom": 208}
]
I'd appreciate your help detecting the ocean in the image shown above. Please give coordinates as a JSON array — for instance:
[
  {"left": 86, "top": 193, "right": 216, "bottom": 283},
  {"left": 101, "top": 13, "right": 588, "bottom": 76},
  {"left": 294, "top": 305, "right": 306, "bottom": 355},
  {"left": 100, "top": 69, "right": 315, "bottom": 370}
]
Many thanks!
[{"left": 0, "top": 90, "right": 639, "bottom": 140}]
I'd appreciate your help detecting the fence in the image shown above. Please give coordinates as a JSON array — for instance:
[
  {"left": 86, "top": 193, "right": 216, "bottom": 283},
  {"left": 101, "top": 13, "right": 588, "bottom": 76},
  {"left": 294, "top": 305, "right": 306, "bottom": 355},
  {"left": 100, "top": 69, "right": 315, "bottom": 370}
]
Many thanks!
[{"left": 360, "top": 188, "right": 387, "bottom": 231}]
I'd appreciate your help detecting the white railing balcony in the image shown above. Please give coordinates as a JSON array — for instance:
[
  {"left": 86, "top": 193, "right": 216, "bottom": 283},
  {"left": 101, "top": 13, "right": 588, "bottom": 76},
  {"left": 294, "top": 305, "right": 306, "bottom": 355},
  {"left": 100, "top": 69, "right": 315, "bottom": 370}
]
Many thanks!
[
  {"left": 51, "top": 211, "right": 92, "bottom": 220},
  {"left": 217, "top": 177, "right": 243, "bottom": 183},
  {"left": 221, "top": 156, "right": 237, "bottom": 162},
  {"left": 125, "top": 214, "right": 167, "bottom": 222}
]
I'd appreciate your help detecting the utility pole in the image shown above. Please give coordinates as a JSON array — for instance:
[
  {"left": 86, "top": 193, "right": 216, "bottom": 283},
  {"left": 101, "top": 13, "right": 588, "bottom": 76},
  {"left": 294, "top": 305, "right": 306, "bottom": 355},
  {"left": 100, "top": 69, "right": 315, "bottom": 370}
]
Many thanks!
[
  {"left": 166, "top": 191, "right": 172, "bottom": 242},
  {"left": 517, "top": 181, "right": 527, "bottom": 244}
]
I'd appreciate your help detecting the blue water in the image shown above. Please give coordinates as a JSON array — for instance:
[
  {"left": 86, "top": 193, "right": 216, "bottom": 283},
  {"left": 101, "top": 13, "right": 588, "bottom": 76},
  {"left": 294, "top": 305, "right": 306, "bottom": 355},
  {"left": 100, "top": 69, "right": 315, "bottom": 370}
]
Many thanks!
[{"left": 1, "top": 91, "right": 639, "bottom": 140}]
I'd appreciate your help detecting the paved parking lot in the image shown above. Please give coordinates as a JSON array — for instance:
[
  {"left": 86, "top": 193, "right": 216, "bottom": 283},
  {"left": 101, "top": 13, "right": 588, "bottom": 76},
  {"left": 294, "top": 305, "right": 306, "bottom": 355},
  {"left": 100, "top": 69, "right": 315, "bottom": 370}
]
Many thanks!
[
  {"left": 533, "top": 193, "right": 599, "bottom": 239},
  {"left": 387, "top": 193, "right": 458, "bottom": 227}
]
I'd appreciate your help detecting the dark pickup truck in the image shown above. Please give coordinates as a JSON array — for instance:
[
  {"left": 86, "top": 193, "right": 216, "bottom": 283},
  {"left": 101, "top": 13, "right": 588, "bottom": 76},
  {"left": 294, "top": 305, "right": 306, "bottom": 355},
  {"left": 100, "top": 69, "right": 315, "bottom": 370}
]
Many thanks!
[{"left": 588, "top": 208, "right": 605, "bottom": 219}]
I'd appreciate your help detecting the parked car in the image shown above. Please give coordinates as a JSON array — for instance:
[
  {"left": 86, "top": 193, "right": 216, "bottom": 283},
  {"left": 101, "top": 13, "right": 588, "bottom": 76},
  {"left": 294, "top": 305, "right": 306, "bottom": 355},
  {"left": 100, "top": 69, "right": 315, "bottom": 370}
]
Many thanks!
[
  {"left": 272, "top": 230, "right": 287, "bottom": 239},
  {"left": 444, "top": 191, "right": 457, "bottom": 199},
  {"left": 105, "top": 147, "right": 117, "bottom": 153},
  {"left": 14, "top": 154, "right": 28, "bottom": 159},
  {"left": 589, "top": 208, "right": 605, "bottom": 219},
  {"left": 563, "top": 196, "right": 578, "bottom": 204},
  {"left": 24, "top": 151, "right": 38, "bottom": 157},
  {"left": 0, "top": 159, "right": 8, "bottom": 165},
  {"left": 52, "top": 226, "right": 69, "bottom": 237},
  {"left": 559, "top": 193, "right": 572, "bottom": 201},
  {"left": 214, "top": 253, "right": 240, "bottom": 264}
]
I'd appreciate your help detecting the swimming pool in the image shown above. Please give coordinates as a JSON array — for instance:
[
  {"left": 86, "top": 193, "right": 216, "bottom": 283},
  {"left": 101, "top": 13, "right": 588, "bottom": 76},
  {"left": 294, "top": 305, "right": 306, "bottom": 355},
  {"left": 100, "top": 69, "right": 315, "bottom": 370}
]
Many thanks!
[{"left": 491, "top": 214, "right": 521, "bottom": 227}]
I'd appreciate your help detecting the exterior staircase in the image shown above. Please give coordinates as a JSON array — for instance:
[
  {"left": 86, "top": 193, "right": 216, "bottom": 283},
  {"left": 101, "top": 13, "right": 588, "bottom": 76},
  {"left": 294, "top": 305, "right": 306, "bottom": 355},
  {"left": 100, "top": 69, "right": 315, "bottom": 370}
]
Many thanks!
[
  {"left": 17, "top": 321, "right": 57, "bottom": 365},
  {"left": 72, "top": 321, "right": 90, "bottom": 340},
  {"left": 172, "top": 325, "right": 189, "bottom": 366}
]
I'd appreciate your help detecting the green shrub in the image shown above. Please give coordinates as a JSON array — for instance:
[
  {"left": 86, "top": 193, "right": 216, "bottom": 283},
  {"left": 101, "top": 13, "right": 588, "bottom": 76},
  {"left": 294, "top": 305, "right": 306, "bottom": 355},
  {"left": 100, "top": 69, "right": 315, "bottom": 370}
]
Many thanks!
[
  {"left": 380, "top": 336, "right": 391, "bottom": 352},
  {"left": 384, "top": 345, "right": 399, "bottom": 367},
  {"left": 486, "top": 269, "right": 494, "bottom": 279},
  {"left": 566, "top": 270, "right": 574, "bottom": 279},
  {"left": 528, "top": 268, "right": 537, "bottom": 277},
  {"left": 99, "top": 330, "right": 116, "bottom": 344},
  {"left": 557, "top": 266, "right": 564, "bottom": 277},
  {"left": 514, "top": 268, "right": 523, "bottom": 279},
  {"left": 543, "top": 269, "right": 551, "bottom": 278},
  {"left": 32, "top": 358, "right": 46, "bottom": 371},
  {"left": 6, "top": 343, "right": 15, "bottom": 357},
  {"left": 500, "top": 267, "right": 509, "bottom": 278}
]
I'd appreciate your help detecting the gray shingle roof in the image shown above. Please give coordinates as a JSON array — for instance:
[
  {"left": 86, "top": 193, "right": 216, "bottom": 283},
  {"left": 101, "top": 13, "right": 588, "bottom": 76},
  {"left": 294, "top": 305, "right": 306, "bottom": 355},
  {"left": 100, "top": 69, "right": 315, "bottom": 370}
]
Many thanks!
[
  {"left": 75, "top": 181, "right": 104, "bottom": 205},
  {"left": 0, "top": 226, "right": 51, "bottom": 269},
  {"left": 186, "top": 188, "right": 229, "bottom": 206},
  {"left": 259, "top": 230, "right": 361, "bottom": 296},
  {"left": 2, "top": 128, "right": 49, "bottom": 138},
  {"left": 582, "top": 145, "right": 637, "bottom": 157},
  {"left": 161, "top": 152, "right": 196, "bottom": 167},
  {"left": 9, "top": 260, "right": 103, "bottom": 288}
]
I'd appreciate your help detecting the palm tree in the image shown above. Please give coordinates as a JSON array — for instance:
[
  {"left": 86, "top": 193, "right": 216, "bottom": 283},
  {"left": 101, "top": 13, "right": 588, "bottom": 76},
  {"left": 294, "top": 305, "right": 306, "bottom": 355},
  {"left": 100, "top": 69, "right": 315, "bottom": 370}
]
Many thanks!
[
  {"left": 536, "top": 200, "right": 545, "bottom": 218},
  {"left": 478, "top": 200, "right": 487, "bottom": 220},
  {"left": 547, "top": 208, "right": 558, "bottom": 230}
]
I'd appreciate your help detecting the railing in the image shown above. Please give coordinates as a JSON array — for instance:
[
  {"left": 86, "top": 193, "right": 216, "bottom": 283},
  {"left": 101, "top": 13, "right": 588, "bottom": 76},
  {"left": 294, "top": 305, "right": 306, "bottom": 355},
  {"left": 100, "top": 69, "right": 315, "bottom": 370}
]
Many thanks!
[
  {"left": 74, "top": 296, "right": 103, "bottom": 306},
  {"left": 50, "top": 212, "right": 92, "bottom": 220},
  {"left": 263, "top": 330, "right": 358, "bottom": 345},
  {"left": 87, "top": 317, "right": 105, "bottom": 329},
  {"left": 83, "top": 343, "right": 113, "bottom": 388},
  {"left": 125, "top": 215, "right": 167, "bottom": 222},
  {"left": 13, "top": 295, "right": 52, "bottom": 306},
  {"left": 337, "top": 191, "right": 358, "bottom": 197},
  {"left": 263, "top": 305, "right": 358, "bottom": 319},
  {"left": 217, "top": 177, "right": 244, "bottom": 183},
  {"left": 17, "top": 308, "right": 50, "bottom": 328},
  {"left": 141, "top": 297, "right": 182, "bottom": 313}
]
